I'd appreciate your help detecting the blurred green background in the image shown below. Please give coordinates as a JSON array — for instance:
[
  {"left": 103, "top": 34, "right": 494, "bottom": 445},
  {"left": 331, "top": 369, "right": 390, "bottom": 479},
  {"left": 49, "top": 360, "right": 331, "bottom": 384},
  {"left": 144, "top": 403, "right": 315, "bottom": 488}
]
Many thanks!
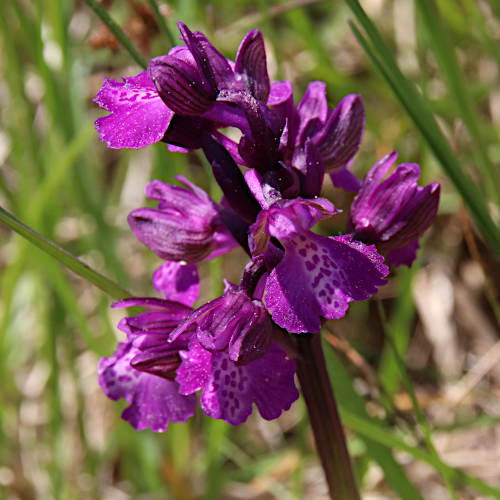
[{"left": 1, "top": 0, "right": 500, "bottom": 498}]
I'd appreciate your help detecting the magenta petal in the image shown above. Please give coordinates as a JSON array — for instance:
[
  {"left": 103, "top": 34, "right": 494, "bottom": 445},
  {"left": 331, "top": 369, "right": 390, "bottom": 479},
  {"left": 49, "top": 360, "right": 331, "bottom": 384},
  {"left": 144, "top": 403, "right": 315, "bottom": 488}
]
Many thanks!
[
  {"left": 153, "top": 262, "right": 199, "bottom": 306},
  {"left": 295, "top": 81, "right": 329, "bottom": 144},
  {"left": 170, "top": 289, "right": 272, "bottom": 365},
  {"left": 121, "top": 375, "right": 195, "bottom": 432},
  {"left": 387, "top": 239, "right": 420, "bottom": 267},
  {"left": 252, "top": 197, "right": 338, "bottom": 242},
  {"left": 148, "top": 55, "right": 214, "bottom": 115},
  {"left": 235, "top": 30, "right": 270, "bottom": 102},
  {"left": 267, "top": 80, "right": 294, "bottom": 107},
  {"left": 176, "top": 338, "right": 298, "bottom": 425},
  {"left": 194, "top": 32, "right": 235, "bottom": 89},
  {"left": 128, "top": 177, "right": 235, "bottom": 264},
  {"left": 244, "top": 169, "right": 268, "bottom": 209},
  {"left": 349, "top": 153, "right": 440, "bottom": 261},
  {"left": 265, "top": 233, "right": 388, "bottom": 333},
  {"left": 176, "top": 337, "right": 212, "bottom": 394},
  {"left": 300, "top": 139, "right": 326, "bottom": 198},
  {"left": 93, "top": 72, "right": 174, "bottom": 149},
  {"left": 98, "top": 343, "right": 196, "bottom": 432},
  {"left": 317, "top": 94, "right": 365, "bottom": 173},
  {"left": 177, "top": 22, "right": 218, "bottom": 93},
  {"left": 330, "top": 166, "right": 363, "bottom": 192},
  {"left": 112, "top": 297, "right": 192, "bottom": 315},
  {"left": 243, "top": 343, "right": 299, "bottom": 421}
]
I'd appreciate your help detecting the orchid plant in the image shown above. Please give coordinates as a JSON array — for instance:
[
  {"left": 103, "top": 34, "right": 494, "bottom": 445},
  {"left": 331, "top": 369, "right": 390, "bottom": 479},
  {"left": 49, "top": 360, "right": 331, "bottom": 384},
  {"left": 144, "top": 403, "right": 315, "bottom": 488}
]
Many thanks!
[{"left": 93, "top": 22, "right": 439, "bottom": 500}]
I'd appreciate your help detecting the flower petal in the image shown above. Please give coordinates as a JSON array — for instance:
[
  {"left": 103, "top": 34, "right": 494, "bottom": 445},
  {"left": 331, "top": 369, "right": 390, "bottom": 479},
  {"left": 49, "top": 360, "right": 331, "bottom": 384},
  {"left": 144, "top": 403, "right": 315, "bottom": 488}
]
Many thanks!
[
  {"left": 299, "top": 139, "right": 326, "bottom": 198},
  {"left": 316, "top": 94, "right": 365, "bottom": 173},
  {"left": 176, "top": 338, "right": 298, "bottom": 425},
  {"left": 265, "top": 233, "right": 388, "bottom": 333},
  {"left": 98, "top": 343, "right": 196, "bottom": 432},
  {"left": 148, "top": 55, "right": 214, "bottom": 115},
  {"left": 235, "top": 30, "right": 270, "bottom": 102},
  {"left": 387, "top": 240, "right": 420, "bottom": 267},
  {"left": 295, "top": 81, "right": 328, "bottom": 144},
  {"left": 153, "top": 262, "right": 199, "bottom": 306},
  {"left": 93, "top": 72, "right": 174, "bottom": 149},
  {"left": 330, "top": 165, "right": 363, "bottom": 192},
  {"left": 194, "top": 32, "right": 235, "bottom": 89}
]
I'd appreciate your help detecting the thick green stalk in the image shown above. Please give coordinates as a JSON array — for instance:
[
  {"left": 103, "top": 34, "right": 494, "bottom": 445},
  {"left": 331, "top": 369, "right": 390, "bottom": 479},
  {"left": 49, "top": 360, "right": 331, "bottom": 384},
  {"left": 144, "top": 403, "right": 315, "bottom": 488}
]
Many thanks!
[{"left": 295, "top": 333, "right": 361, "bottom": 500}]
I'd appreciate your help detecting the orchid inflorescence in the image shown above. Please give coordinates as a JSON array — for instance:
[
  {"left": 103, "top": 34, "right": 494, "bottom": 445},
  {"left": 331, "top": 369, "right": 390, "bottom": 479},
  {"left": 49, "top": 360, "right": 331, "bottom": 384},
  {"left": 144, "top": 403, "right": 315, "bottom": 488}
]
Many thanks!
[{"left": 94, "top": 22, "right": 440, "bottom": 432}]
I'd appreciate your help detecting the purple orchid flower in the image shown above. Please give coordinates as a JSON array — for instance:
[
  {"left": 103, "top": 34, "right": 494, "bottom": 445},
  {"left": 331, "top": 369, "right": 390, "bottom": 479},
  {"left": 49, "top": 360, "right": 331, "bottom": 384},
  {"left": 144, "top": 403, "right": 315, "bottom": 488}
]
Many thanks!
[
  {"left": 170, "top": 257, "right": 274, "bottom": 365},
  {"left": 176, "top": 337, "right": 298, "bottom": 426},
  {"left": 100, "top": 260, "right": 300, "bottom": 430},
  {"left": 148, "top": 23, "right": 270, "bottom": 116},
  {"left": 94, "top": 21, "right": 440, "bottom": 439},
  {"left": 128, "top": 175, "right": 238, "bottom": 264},
  {"left": 99, "top": 342, "right": 197, "bottom": 432},
  {"left": 99, "top": 288, "right": 198, "bottom": 432},
  {"left": 94, "top": 23, "right": 273, "bottom": 151},
  {"left": 152, "top": 261, "right": 200, "bottom": 306},
  {"left": 291, "top": 82, "right": 365, "bottom": 174},
  {"left": 347, "top": 152, "right": 440, "bottom": 267},
  {"left": 247, "top": 194, "right": 388, "bottom": 333},
  {"left": 112, "top": 296, "right": 195, "bottom": 378},
  {"left": 93, "top": 71, "right": 176, "bottom": 150}
]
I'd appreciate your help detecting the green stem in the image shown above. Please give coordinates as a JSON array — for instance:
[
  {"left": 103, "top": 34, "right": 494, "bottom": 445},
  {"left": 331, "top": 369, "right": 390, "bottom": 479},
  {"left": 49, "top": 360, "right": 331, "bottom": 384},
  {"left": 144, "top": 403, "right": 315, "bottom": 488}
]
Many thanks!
[{"left": 295, "top": 333, "right": 361, "bottom": 500}]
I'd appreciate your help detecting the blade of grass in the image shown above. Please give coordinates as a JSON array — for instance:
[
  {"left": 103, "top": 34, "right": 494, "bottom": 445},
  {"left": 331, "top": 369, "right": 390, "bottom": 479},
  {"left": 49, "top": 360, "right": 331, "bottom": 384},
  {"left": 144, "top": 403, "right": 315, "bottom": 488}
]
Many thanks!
[
  {"left": 343, "top": 12, "right": 500, "bottom": 257},
  {"left": 323, "top": 340, "right": 425, "bottom": 500},
  {"left": 0, "top": 206, "right": 132, "bottom": 299},
  {"left": 339, "top": 409, "right": 500, "bottom": 499},
  {"left": 378, "top": 264, "right": 418, "bottom": 395},
  {"left": 29, "top": 122, "right": 96, "bottom": 221},
  {"left": 376, "top": 300, "right": 458, "bottom": 500},
  {"left": 145, "top": 0, "right": 176, "bottom": 48},
  {"left": 82, "top": 0, "right": 147, "bottom": 69},
  {"left": 414, "top": 0, "right": 500, "bottom": 205}
]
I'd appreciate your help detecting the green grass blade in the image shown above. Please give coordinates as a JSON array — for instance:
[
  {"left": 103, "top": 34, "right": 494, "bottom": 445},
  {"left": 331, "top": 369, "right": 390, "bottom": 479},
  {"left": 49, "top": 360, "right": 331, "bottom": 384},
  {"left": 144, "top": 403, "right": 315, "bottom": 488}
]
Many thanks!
[
  {"left": 145, "top": 0, "right": 176, "bottom": 48},
  {"left": 323, "top": 341, "right": 425, "bottom": 500},
  {"left": 29, "top": 122, "right": 96, "bottom": 221},
  {"left": 82, "top": 0, "right": 147, "bottom": 69},
  {"left": 344, "top": 14, "right": 500, "bottom": 257},
  {"left": 414, "top": 0, "right": 499, "bottom": 204},
  {"left": 376, "top": 301, "right": 458, "bottom": 500},
  {"left": 340, "top": 409, "right": 500, "bottom": 499},
  {"left": 378, "top": 265, "right": 417, "bottom": 395},
  {"left": 0, "top": 206, "right": 132, "bottom": 299}
]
